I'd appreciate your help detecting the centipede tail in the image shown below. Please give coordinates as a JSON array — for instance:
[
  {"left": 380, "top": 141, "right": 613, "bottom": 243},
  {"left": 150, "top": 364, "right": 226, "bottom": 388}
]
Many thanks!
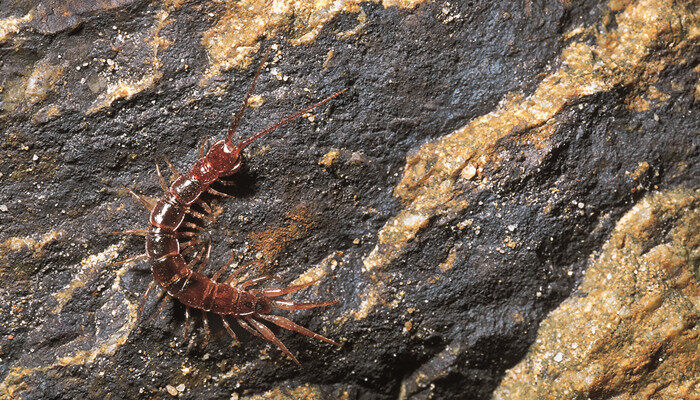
[{"left": 117, "top": 47, "right": 345, "bottom": 365}]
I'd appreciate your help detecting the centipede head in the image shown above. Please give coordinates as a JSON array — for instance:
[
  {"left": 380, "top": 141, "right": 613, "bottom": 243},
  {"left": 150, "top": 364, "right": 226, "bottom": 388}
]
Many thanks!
[{"left": 207, "top": 139, "right": 244, "bottom": 176}]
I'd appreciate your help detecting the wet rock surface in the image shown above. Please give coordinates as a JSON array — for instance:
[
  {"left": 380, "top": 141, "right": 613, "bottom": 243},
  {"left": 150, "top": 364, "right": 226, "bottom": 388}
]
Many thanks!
[{"left": 0, "top": 0, "right": 697, "bottom": 399}]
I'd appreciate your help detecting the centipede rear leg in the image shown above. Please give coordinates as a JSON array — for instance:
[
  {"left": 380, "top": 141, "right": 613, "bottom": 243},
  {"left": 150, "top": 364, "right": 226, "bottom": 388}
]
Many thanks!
[
  {"left": 246, "top": 317, "right": 301, "bottom": 366},
  {"left": 258, "top": 314, "right": 338, "bottom": 346}
]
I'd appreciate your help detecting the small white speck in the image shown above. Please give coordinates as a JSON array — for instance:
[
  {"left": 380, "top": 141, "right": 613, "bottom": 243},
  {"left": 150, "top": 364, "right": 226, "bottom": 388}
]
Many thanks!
[
  {"left": 32, "top": 154, "right": 39, "bottom": 161},
  {"left": 554, "top": 352, "right": 563, "bottom": 362},
  {"left": 507, "top": 224, "right": 516, "bottom": 232},
  {"left": 606, "top": 273, "right": 612, "bottom": 280},
  {"left": 577, "top": 202, "right": 585, "bottom": 209},
  {"left": 0, "top": 205, "right": 8, "bottom": 212}
]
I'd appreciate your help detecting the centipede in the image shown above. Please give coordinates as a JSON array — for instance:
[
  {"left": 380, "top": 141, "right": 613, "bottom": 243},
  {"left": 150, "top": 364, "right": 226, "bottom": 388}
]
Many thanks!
[{"left": 114, "top": 47, "right": 346, "bottom": 366}]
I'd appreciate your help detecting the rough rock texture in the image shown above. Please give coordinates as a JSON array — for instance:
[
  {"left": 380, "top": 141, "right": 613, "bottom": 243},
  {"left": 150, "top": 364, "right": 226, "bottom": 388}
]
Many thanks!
[
  {"left": 0, "top": 0, "right": 697, "bottom": 399},
  {"left": 493, "top": 189, "right": 699, "bottom": 400}
]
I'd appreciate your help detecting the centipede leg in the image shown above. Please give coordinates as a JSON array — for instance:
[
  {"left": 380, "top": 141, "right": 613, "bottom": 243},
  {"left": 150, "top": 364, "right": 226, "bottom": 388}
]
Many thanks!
[
  {"left": 262, "top": 280, "right": 319, "bottom": 297},
  {"left": 154, "top": 159, "right": 169, "bottom": 192},
  {"left": 237, "top": 318, "right": 263, "bottom": 339},
  {"left": 221, "top": 317, "right": 240, "bottom": 346},
  {"left": 188, "top": 208, "right": 216, "bottom": 222},
  {"left": 224, "top": 259, "right": 264, "bottom": 286},
  {"left": 137, "top": 281, "right": 158, "bottom": 322},
  {"left": 104, "top": 253, "right": 149, "bottom": 268},
  {"left": 207, "top": 187, "right": 233, "bottom": 198},
  {"left": 216, "top": 179, "right": 237, "bottom": 186},
  {"left": 182, "top": 221, "right": 208, "bottom": 231},
  {"left": 199, "top": 137, "right": 211, "bottom": 159},
  {"left": 258, "top": 314, "right": 339, "bottom": 346},
  {"left": 238, "top": 275, "right": 276, "bottom": 290},
  {"left": 182, "top": 306, "right": 191, "bottom": 342},
  {"left": 197, "top": 234, "right": 212, "bottom": 274},
  {"left": 211, "top": 260, "right": 229, "bottom": 282},
  {"left": 121, "top": 185, "right": 155, "bottom": 211},
  {"left": 179, "top": 239, "right": 203, "bottom": 257},
  {"left": 202, "top": 313, "right": 211, "bottom": 348},
  {"left": 108, "top": 229, "right": 149, "bottom": 237},
  {"left": 148, "top": 291, "right": 170, "bottom": 323},
  {"left": 162, "top": 156, "right": 180, "bottom": 179},
  {"left": 195, "top": 199, "right": 213, "bottom": 215},
  {"left": 188, "top": 234, "right": 211, "bottom": 275},
  {"left": 247, "top": 317, "right": 300, "bottom": 366},
  {"left": 176, "top": 239, "right": 211, "bottom": 291},
  {"left": 272, "top": 299, "right": 338, "bottom": 311}
]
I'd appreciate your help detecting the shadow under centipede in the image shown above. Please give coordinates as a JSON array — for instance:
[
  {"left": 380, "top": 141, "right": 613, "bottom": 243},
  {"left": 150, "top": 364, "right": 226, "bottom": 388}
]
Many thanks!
[{"left": 213, "top": 156, "right": 258, "bottom": 199}]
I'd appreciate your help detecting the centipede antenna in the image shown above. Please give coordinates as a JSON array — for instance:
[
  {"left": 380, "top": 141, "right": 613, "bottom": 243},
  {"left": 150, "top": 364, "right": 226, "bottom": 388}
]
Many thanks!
[
  {"left": 226, "top": 46, "right": 272, "bottom": 144},
  {"left": 235, "top": 88, "right": 348, "bottom": 151}
]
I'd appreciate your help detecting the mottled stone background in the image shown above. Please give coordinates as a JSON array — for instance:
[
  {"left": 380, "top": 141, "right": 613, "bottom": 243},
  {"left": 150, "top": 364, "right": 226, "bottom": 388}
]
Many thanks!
[{"left": 0, "top": 0, "right": 697, "bottom": 399}]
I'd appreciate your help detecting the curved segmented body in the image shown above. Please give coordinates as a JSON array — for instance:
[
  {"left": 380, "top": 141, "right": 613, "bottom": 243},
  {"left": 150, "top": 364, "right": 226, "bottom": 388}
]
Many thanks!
[{"left": 121, "top": 49, "right": 346, "bottom": 365}]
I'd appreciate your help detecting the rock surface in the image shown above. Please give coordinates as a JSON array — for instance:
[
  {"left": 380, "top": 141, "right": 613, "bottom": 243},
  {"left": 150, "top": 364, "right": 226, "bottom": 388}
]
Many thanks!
[
  {"left": 0, "top": 0, "right": 697, "bottom": 399},
  {"left": 493, "top": 189, "right": 699, "bottom": 400}
]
